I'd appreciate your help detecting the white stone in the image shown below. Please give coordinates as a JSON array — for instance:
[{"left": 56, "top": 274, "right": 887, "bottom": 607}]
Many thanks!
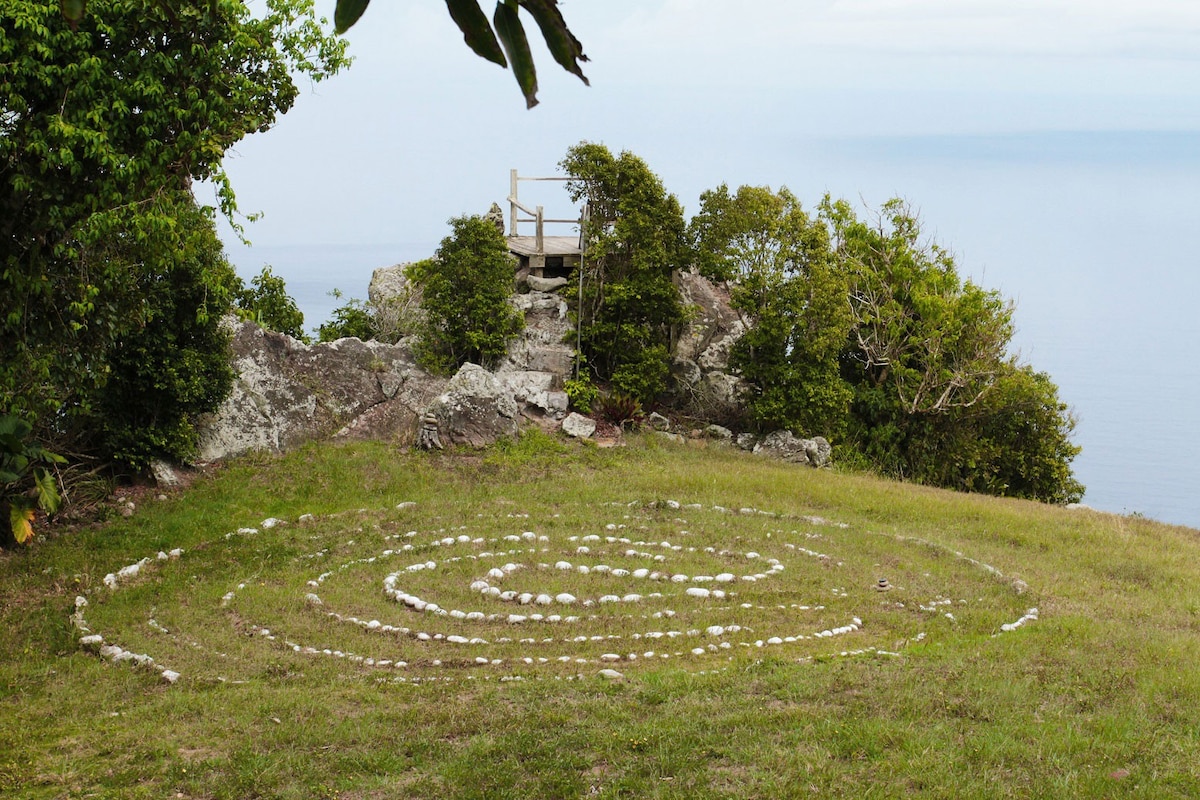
[
  {"left": 161, "top": 670, "right": 181, "bottom": 684},
  {"left": 685, "top": 587, "right": 711, "bottom": 599},
  {"left": 561, "top": 412, "right": 597, "bottom": 439},
  {"left": 555, "top": 593, "right": 577, "bottom": 604}
]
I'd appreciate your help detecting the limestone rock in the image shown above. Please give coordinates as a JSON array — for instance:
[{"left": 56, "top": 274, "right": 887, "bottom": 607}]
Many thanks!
[
  {"left": 674, "top": 271, "right": 743, "bottom": 369},
  {"left": 704, "top": 424, "right": 733, "bottom": 441},
  {"left": 368, "top": 264, "right": 425, "bottom": 342},
  {"left": 498, "top": 371, "right": 569, "bottom": 419},
  {"left": 426, "top": 363, "right": 519, "bottom": 448},
  {"left": 753, "top": 431, "right": 832, "bottom": 468},
  {"left": 562, "top": 412, "right": 597, "bottom": 439},
  {"left": 497, "top": 292, "right": 574, "bottom": 378},
  {"left": 149, "top": 459, "right": 182, "bottom": 488},
  {"left": 485, "top": 202, "right": 505, "bottom": 233},
  {"left": 367, "top": 264, "right": 412, "bottom": 307},
  {"left": 647, "top": 412, "right": 671, "bottom": 432},
  {"left": 526, "top": 274, "right": 569, "bottom": 292},
  {"left": 194, "top": 319, "right": 447, "bottom": 462}
]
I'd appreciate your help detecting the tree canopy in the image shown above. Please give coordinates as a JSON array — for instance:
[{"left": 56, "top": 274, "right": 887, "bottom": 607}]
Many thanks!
[
  {"left": 410, "top": 214, "right": 524, "bottom": 374},
  {"left": 1, "top": 0, "right": 348, "bottom": 427},
  {"left": 561, "top": 142, "right": 689, "bottom": 403},
  {"left": 689, "top": 183, "right": 1081, "bottom": 503}
]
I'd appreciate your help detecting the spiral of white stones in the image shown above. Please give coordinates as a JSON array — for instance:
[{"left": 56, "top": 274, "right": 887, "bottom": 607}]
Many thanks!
[{"left": 75, "top": 500, "right": 1040, "bottom": 685}]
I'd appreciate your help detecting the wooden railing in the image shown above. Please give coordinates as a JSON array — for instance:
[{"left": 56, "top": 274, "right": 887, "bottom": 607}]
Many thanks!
[{"left": 508, "top": 169, "right": 581, "bottom": 253}]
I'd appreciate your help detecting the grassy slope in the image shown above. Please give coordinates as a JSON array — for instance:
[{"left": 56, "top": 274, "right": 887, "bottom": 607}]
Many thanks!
[{"left": 2, "top": 433, "right": 1198, "bottom": 799}]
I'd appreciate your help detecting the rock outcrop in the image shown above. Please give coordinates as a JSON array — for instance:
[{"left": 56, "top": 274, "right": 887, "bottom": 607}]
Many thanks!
[
  {"left": 193, "top": 265, "right": 834, "bottom": 468},
  {"left": 495, "top": 291, "right": 574, "bottom": 420},
  {"left": 426, "top": 363, "right": 520, "bottom": 448},
  {"left": 194, "top": 320, "right": 448, "bottom": 462},
  {"left": 672, "top": 271, "right": 746, "bottom": 423},
  {"left": 752, "top": 431, "right": 832, "bottom": 468}
]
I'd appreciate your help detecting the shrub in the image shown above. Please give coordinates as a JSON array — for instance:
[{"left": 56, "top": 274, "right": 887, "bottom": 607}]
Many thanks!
[
  {"left": 561, "top": 143, "right": 687, "bottom": 404},
  {"left": 564, "top": 377, "right": 599, "bottom": 415},
  {"left": 236, "top": 266, "right": 308, "bottom": 341},
  {"left": 90, "top": 200, "right": 239, "bottom": 469},
  {"left": 596, "top": 392, "right": 643, "bottom": 425},
  {"left": 1, "top": 414, "right": 64, "bottom": 547},
  {"left": 410, "top": 216, "right": 524, "bottom": 374},
  {"left": 318, "top": 290, "right": 378, "bottom": 342}
]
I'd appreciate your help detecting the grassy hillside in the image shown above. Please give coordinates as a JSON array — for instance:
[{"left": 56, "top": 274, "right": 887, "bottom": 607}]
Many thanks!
[{"left": 2, "top": 432, "right": 1198, "bottom": 799}]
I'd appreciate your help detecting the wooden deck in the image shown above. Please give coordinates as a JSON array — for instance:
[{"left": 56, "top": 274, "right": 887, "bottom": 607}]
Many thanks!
[{"left": 507, "top": 235, "right": 581, "bottom": 258}]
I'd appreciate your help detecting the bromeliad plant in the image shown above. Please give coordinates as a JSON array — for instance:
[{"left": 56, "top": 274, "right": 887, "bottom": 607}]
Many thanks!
[{"left": 0, "top": 415, "right": 65, "bottom": 547}]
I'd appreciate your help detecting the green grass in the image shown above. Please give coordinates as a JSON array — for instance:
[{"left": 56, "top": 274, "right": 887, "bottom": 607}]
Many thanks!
[{"left": 3, "top": 431, "right": 1199, "bottom": 798}]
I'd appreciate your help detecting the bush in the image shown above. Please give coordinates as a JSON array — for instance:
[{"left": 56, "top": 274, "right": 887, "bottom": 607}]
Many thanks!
[
  {"left": 596, "top": 392, "right": 643, "bottom": 425},
  {"left": 236, "top": 266, "right": 308, "bottom": 341},
  {"left": 317, "top": 290, "right": 378, "bottom": 343},
  {"left": 90, "top": 200, "right": 240, "bottom": 469},
  {"left": 1, "top": 414, "right": 64, "bottom": 547},
  {"left": 410, "top": 216, "right": 524, "bottom": 374},
  {"left": 563, "top": 377, "right": 599, "bottom": 415},
  {"left": 561, "top": 143, "right": 687, "bottom": 404}
]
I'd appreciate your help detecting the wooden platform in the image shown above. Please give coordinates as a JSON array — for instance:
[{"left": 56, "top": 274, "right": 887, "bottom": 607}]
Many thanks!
[
  {"left": 508, "top": 235, "right": 582, "bottom": 277},
  {"left": 507, "top": 236, "right": 581, "bottom": 258}
]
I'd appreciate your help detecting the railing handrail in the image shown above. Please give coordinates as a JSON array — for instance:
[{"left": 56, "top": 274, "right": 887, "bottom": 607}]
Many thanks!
[{"left": 509, "top": 168, "right": 582, "bottom": 248}]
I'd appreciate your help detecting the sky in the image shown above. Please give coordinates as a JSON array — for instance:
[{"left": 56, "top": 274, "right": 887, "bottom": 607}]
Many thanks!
[{"left": 216, "top": 1, "right": 1200, "bottom": 528}]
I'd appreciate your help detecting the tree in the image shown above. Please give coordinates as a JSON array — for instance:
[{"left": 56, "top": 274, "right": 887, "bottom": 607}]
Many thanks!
[
  {"left": 90, "top": 195, "right": 240, "bottom": 469},
  {"left": 1, "top": 0, "right": 348, "bottom": 432},
  {"left": 817, "top": 198, "right": 1081, "bottom": 503},
  {"left": 330, "top": 0, "right": 587, "bottom": 109},
  {"left": 822, "top": 197, "right": 1013, "bottom": 416},
  {"left": 410, "top": 215, "right": 524, "bottom": 374},
  {"left": 690, "top": 184, "right": 852, "bottom": 435},
  {"left": 561, "top": 143, "right": 688, "bottom": 403}
]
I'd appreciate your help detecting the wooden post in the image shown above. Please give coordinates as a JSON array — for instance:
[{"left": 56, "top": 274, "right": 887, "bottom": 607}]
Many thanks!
[
  {"left": 535, "top": 205, "right": 544, "bottom": 254},
  {"left": 509, "top": 169, "right": 519, "bottom": 236}
]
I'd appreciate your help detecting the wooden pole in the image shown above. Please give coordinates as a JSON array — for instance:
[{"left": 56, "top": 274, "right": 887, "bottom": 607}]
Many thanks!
[{"left": 509, "top": 169, "right": 519, "bottom": 236}]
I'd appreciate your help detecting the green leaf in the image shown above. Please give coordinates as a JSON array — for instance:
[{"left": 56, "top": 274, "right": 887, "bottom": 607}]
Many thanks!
[
  {"left": 517, "top": 0, "right": 588, "bottom": 85},
  {"left": 493, "top": 1, "right": 538, "bottom": 108},
  {"left": 33, "top": 469, "right": 62, "bottom": 515},
  {"left": 444, "top": 0, "right": 507, "bottom": 67},
  {"left": 334, "top": 0, "right": 370, "bottom": 35}
]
